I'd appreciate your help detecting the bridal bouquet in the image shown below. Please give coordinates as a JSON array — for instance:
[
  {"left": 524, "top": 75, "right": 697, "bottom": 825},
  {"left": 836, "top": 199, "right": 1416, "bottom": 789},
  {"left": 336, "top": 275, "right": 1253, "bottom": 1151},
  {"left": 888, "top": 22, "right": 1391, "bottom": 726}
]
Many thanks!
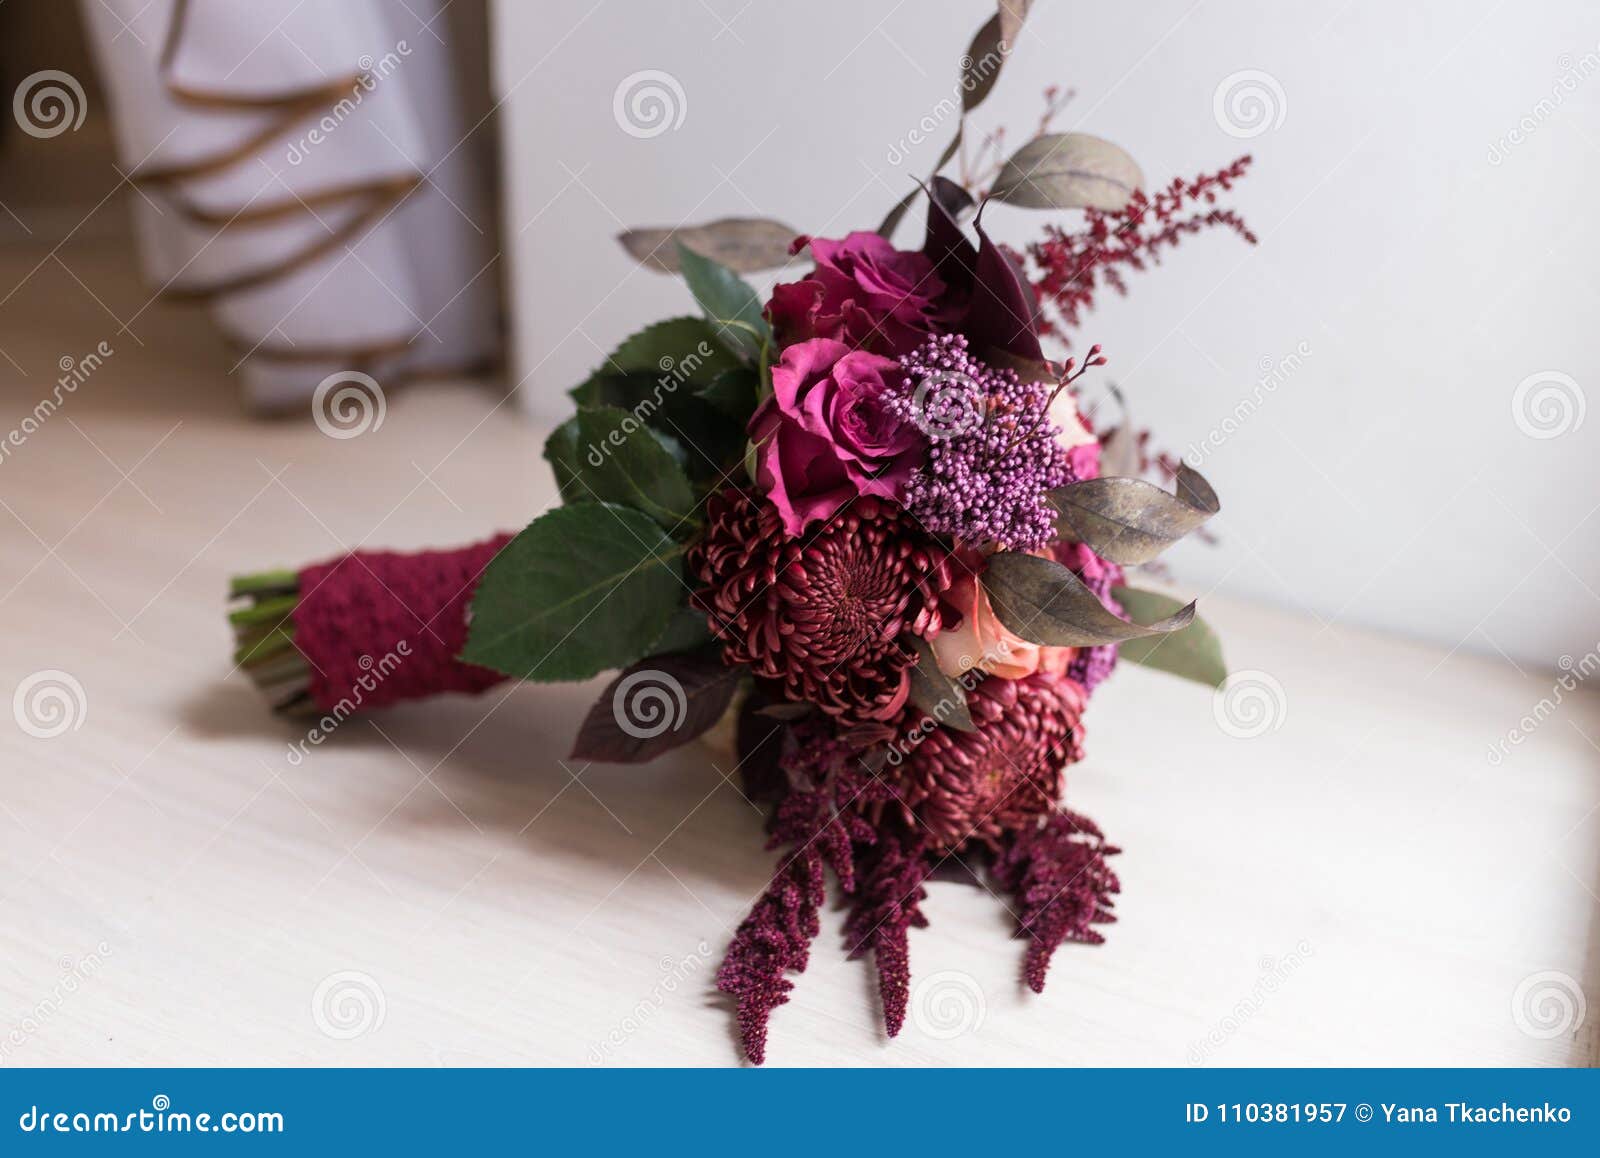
[{"left": 228, "top": 4, "right": 1253, "bottom": 1063}]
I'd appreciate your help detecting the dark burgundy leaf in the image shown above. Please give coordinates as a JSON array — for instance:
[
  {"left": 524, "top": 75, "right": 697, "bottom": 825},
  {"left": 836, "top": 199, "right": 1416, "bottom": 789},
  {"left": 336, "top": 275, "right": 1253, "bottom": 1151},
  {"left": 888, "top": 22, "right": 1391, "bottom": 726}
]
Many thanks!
[
  {"left": 735, "top": 694, "right": 793, "bottom": 803},
  {"left": 963, "top": 206, "right": 1044, "bottom": 362},
  {"left": 570, "top": 650, "right": 741, "bottom": 763},
  {"left": 921, "top": 176, "right": 977, "bottom": 293}
]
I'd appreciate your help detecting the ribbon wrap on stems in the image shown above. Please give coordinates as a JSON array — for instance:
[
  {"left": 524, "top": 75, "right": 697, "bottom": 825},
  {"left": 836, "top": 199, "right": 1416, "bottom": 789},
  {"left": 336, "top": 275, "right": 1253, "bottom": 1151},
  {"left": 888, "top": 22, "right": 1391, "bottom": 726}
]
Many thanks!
[{"left": 295, "top": 534, "right": 512, "bottom": 712}]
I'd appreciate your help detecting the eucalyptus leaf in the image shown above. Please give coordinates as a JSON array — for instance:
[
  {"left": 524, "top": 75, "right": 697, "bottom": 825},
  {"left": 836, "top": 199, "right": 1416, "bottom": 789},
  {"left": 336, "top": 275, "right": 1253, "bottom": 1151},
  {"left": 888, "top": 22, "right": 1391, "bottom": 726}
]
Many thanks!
[
  {"left": 559, "top": 405, "right": 696, "bottom": 528},
  {"left": 981, "top": 551, "right": 1195, "bottom": 647},
  {"left": 619, "top": 218, "right": 800, "bottom": 273},
  {"left": 1050, "top": 463, "right": 1219, "bottom": 565},
  {"left": 879, "top": 4, "right": 1025, "bottom": 237},
  {"left": 906, "top": 637, "right": 978, "bottom": 733},
  {"left": 569, "top": 650, "right": 742, "bottom": 763},
  {"left": 1099, "top": 425, "right": 1140, "bottom": 478},
  {"left": 962, "top": 13, "right": 1008, "bottom": 112},
  {"left": 675, "top": 242, "right": 769, "bottom": 361},
  {"left": 989, "top": 132, "right": 1144, "bottom": 212},
  {"left": 1112, "top": 587, "right": 1228, "bottom": 688},
  {"left": 1096, "top": 383, "right": 1141, "bottom": 478},
  {"left": 461, "top": 504, "right": 686, "bottom": 682},
  {"left": 997, "top": 0, "right": 1033, "bottom": 47}
]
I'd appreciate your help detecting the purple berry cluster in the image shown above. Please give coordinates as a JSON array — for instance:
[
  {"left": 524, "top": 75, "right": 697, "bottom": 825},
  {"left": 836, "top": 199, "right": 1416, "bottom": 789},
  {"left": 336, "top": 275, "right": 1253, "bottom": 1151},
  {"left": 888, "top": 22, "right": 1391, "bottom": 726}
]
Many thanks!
[{"left": 886, "top": 333, "right": 1079, "bottom": 551}]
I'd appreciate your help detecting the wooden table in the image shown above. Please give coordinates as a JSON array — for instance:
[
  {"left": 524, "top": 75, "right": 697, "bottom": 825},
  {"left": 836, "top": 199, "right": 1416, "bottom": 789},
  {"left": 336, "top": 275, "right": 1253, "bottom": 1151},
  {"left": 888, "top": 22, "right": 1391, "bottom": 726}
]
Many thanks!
[{"left": 0, "top": 230, "right": 1595, "bottom": 1067}]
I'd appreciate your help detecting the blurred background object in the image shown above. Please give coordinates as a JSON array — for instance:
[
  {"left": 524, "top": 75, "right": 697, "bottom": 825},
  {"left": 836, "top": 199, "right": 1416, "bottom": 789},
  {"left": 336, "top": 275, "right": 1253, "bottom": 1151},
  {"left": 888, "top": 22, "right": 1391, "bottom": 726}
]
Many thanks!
[{"left": 1, "top": 0, "right": 501, "bottom": 412}]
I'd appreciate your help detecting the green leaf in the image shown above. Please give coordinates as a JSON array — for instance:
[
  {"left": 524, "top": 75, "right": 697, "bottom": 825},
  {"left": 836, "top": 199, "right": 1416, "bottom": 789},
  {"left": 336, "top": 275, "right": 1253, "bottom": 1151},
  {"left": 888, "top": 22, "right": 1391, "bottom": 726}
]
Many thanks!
[
  {"left": 563, "top": 405, "right": 695, "bottom": 528},
  {"left": 675, "top": 242, "right": 769, "bottom": 361},
  {"left": 648, "top": 604, "right": 715, "bottom": 655},
  {"left": 570, "top": 316, "right": 739, "bottom": 406},
  {"left": 695, "top": 366, "right": 761, "bottom": 423},
  {"left": 543, "top": 417, "right": 586, "bottom": 504},
  {"left": 570, "top": 377, "right": 745, "bottom": 486},
  {"left": 461, "top": 504, "right": 687, "bottom": 682},
  {"left": 981, "top": 551, "right": 1196, "bottom": 647},
  {"left": 1111, "top": 587, "right": 1228, "bottom": 688}
]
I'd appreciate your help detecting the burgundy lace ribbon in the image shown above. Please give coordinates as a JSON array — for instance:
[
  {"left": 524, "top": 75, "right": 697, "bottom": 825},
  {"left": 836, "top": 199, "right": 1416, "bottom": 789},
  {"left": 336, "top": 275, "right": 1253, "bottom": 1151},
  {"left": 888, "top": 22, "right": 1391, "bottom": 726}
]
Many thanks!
[{"left": 293, "top": 534, "right": 513, "bottom": 713}]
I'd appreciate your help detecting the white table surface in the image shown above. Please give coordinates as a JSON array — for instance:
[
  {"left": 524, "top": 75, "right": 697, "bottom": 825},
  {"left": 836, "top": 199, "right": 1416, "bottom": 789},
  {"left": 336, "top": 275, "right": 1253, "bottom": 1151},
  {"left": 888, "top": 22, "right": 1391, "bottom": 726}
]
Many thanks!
[{"left": 0, "top": 231, "right": 1596, "bottom": 1068}]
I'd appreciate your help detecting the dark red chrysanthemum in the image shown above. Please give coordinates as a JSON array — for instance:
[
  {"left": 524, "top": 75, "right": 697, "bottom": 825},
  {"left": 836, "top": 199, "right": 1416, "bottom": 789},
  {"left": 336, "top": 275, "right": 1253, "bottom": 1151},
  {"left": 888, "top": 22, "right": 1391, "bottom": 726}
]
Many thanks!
[
  {"left": 690, "top": 489, "right": 952, "bottom": 724},
  {"left": 884, "top": 670, "right": 1087, "bottom": 850}
]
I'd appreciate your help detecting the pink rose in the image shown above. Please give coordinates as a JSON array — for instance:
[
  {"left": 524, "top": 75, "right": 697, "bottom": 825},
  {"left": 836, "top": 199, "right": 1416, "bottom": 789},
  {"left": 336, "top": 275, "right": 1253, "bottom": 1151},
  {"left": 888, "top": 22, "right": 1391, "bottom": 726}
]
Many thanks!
[
  {"left": 929, "top": 549, "right": 1075, "bottom": 680},
  {"left": 750, "top": 338, "right": 925, "bottom": 535},
  {"left": 767, "top": 231, "right": 953, "bottom": 357}
]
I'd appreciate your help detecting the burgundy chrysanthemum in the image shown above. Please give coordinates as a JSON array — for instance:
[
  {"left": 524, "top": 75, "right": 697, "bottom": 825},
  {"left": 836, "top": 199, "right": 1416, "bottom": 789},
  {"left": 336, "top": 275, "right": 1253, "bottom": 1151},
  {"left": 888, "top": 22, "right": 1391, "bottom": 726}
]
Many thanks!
[
  {"left": 690, "top": 489, "right": 952, "bottom": 723},
  {"left": 884, "top": 670, "right": 1087, "bottom": 851}
]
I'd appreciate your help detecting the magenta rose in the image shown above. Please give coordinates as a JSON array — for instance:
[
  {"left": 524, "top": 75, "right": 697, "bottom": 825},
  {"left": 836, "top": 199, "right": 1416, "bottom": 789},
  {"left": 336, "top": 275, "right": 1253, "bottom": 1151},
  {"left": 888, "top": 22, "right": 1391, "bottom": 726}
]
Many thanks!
[
  {"left": 750, "top": 338, "right": 926, "bottom": 535},
  {"left": 766, "top": 231, "right": 953, "bottom": 357}
]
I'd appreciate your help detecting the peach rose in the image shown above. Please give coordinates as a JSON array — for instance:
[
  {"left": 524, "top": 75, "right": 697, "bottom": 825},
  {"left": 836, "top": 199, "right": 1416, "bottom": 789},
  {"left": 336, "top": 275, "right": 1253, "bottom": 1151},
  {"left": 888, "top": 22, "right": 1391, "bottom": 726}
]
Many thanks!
[{"left": 928, "top": 565, "right": 1074, "bottom": 681}]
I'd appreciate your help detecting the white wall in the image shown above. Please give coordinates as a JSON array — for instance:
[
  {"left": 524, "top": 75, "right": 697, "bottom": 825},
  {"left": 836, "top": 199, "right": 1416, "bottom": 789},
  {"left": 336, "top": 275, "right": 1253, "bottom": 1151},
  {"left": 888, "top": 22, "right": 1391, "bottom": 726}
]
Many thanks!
[{"left": 493, "top": 0, "right": 1600, "bottom": 669}]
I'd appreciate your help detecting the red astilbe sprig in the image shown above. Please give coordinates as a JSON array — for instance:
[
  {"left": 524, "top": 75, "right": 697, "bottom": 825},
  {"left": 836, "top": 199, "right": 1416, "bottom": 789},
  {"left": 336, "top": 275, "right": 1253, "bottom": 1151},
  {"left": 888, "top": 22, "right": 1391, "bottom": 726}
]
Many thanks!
[
  {"left": 843, "top": 825, "right": 933, "bottom": 1038},
  {"left": 716, "top": 722, "right": 880, "bottom": 1065},
  {"left": 1028, "top": 156, "right": 1258, "bottom": 343},
  {"left": 990, "top": 809, "right": 1121, "bottom": 993}
]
